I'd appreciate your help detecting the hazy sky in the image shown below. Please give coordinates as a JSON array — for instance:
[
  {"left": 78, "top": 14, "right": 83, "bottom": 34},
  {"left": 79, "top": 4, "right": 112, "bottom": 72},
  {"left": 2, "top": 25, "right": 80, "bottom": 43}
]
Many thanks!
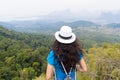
[{"left": 0, "top": 0, "right": 120, "bottom": 20}]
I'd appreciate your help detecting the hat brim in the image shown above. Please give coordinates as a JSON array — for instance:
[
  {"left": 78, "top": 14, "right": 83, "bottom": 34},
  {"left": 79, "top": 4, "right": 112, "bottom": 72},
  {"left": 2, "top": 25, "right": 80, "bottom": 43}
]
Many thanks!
[{"left": 55, "top": 31, "right": 76, "bottom": 44}]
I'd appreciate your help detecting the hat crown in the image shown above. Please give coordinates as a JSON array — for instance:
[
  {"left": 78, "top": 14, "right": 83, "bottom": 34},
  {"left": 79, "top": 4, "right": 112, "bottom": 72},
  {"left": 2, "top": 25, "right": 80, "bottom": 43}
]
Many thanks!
[
  {"left": 59, "top": 26, "right": 72, "bottom": 37},
  {"left": 55, "top": 26, "right": 76, "bottom": 44}
]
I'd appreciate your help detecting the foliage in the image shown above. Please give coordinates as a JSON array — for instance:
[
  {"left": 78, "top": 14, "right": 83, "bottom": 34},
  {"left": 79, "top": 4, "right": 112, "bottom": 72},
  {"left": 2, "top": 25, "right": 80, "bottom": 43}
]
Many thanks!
[
  {"left": 0, "top": 26, "right": 120, "bottom": 80},
  {"left": 35, "top": 43, "right": 120, "bottom": 80},
  {"left": 0, "top": 26, "right": 52, "bottom": 79},
  {"left": 78, "top": 42, "right": 120, "bottom": 80}
]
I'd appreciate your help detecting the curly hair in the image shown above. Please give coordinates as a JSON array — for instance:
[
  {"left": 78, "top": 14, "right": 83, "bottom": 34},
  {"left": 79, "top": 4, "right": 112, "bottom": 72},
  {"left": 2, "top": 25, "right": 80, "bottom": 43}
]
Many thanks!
[{"left": 52, "top": 38, "right": 84, "bottom": 73}]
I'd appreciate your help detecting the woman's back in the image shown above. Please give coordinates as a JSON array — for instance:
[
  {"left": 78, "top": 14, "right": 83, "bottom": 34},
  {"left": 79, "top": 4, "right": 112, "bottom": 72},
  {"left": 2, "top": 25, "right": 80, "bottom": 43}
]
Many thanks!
[
  {"left": 46, "top": 26, "right": 87, "bottom": 80},
  {"left": 47, "top": 50, "right": 76, "bottom": 80}
]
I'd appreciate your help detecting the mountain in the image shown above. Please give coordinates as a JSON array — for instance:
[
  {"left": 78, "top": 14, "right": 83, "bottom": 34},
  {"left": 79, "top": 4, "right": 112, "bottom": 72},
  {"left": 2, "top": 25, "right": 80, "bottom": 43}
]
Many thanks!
[
  {"left": 7, "top": 20, "right": 100, "bottom": 33},
  {"left": 96, "top": 11, "right": 120, "bottom": 23},
  {"left": 41, "top": 9, "right": 78, "bottom": 23},
  {"left": 105, "top": 23, "right": 120, "bottom": 28},
  {"left": 67, "top": 20, "right": 100, "bottom": 27},
  {"left": 0, "top": 22, "right": 15, "bottom": 30},
  {"left": 1, "top": 19, "right": 120, "bottom": 36},
  {"left": 1, "top": 10, "right": 120, "bottom": 24},
  {"left": 33, "top": 10, "right": 120, "bottom": 23}
]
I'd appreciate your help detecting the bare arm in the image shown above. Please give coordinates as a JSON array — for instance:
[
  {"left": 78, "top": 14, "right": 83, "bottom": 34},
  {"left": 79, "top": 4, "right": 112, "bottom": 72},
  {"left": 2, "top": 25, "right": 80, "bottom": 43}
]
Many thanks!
[
  {"left": 46, "top": 63, "right": 54, "bottom": 80},
  {"left": 76, "top": 58, "right": 87, "bottom": 72}
]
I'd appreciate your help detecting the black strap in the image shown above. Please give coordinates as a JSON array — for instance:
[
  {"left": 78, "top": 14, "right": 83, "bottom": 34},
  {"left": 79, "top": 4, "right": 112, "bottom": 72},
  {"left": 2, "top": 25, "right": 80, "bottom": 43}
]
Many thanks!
[{"left": 59, "top": 34, "right": 72, "bottom": 39}]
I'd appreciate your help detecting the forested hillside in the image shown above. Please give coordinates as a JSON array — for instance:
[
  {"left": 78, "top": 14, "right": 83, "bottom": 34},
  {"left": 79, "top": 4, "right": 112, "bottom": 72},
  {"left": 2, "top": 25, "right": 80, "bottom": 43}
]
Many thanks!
[
  {"left": 35, "top": 43, "right": 120, "bottom": 80},
  {"left": 77, "top": 42, "right": 120, "bottom": 80},
  {"left": 0, "top": 26, "right": 53, "bottom": 80},
  {"left": 0, "top": 26, "right": 120, "bottom": 80}
]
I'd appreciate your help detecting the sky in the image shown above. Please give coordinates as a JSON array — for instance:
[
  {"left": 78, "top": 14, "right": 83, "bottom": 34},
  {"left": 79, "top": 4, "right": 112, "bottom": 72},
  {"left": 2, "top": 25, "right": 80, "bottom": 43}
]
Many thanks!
[{"left": 0, "top": 0, "right": 120, "bottom": 21}]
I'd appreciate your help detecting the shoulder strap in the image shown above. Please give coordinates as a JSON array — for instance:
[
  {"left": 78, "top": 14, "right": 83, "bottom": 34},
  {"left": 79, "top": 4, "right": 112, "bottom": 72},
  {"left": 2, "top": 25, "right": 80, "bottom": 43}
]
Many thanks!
[
  {"left": 58, "top": 55, "right": 76, "bottom": 79},
  {"left": 60, "top": 61, "right": 72, "bottom": 75},
  {"left": 75, "top": 68, "right": 76, "bottom": 80},
  {"left": 58, "top": 55, "right": 72, "bottom": 75},
  {"left": 53, "top": 68, "right": 57, "bottom": 80}
]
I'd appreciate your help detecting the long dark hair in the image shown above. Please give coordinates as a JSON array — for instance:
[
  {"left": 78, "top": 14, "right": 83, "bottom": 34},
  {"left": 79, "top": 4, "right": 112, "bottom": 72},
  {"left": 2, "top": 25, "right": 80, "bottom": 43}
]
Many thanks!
[{"left": 52, "top": 38, "right": 84, "bottom": 72}]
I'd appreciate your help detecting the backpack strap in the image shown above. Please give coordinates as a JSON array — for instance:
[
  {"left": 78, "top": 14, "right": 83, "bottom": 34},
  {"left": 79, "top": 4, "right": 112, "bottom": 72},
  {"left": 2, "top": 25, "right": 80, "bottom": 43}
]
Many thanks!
[
  {"left": 53, "top": 68, "right": 57, "bottom": 80},
  {"left": 75, "top": 68, "right": 76, "bottom": 80},
  {"left": 60, "top": 61, "right": 72, "bottom": 76}
]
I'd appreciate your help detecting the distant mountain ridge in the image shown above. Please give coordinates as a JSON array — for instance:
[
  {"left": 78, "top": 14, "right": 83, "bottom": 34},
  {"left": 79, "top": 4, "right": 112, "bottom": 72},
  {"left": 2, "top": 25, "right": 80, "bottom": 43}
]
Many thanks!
[
  {"left": 0, "top": 22, "right": 14, "bottom": 29},
  {"left": 1, "top": 10, "right": 120, "bottom": 23},
  {"left": 0, "top": 20, "right": 100, "bottom": 32},
  {"left": 105, "top": 23, "right": 120, "bottom": 28},
  {"left": 67, "top": 20, "right": 100, "bottom": 27},
  {"left": 0, "top": 20, "right": 120, "bottom": 36}
]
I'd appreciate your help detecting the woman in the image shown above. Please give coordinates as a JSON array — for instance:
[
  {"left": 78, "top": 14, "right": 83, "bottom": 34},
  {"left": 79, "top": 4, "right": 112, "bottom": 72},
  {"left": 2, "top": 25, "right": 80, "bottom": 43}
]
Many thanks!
[{"left": 46, "top": 26, "right": 87, "bottom": 80}]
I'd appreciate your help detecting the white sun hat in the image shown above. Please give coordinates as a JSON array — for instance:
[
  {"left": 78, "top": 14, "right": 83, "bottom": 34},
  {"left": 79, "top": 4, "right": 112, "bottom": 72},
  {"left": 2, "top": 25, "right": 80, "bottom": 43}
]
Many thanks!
[{"left": 55, "top": 26, "right": 76, "bottom": 44}]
